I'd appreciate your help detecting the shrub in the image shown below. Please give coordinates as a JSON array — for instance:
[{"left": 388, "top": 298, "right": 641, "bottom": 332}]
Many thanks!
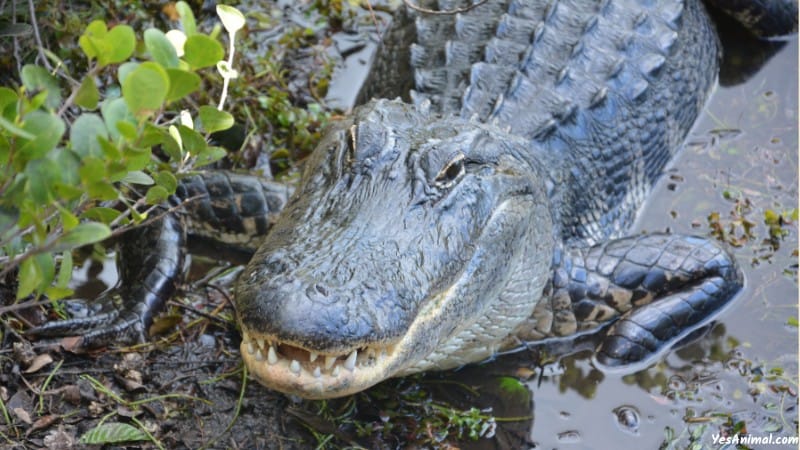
[{"left": 0, "top": 2, "right": 242, "bottom": 301}]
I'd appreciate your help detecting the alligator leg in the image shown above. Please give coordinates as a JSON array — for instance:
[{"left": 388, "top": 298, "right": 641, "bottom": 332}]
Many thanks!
[
  {"left": 27, "top": 172, "right": 292, "bottom": 349},
  {"left": 527, "top": 233, "right": 742, "bottom": 367},
  {"left": 27, "top": 212, "right": 185, "bottom": 348}
]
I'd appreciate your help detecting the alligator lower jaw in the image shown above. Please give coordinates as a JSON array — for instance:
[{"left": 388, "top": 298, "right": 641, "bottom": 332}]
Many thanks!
[{"left": 240, "top": 331, "right": 398, "bottom": 399}]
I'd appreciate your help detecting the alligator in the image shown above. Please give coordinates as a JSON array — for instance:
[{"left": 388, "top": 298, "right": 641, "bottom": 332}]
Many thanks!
[{"left": 29, "top": 0, "right": 797, "bottom": 399}]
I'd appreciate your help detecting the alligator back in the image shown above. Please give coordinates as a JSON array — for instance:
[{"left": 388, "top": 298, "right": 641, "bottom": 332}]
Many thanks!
[{"left": 378, "top": 0, "right": 719, "bottom": 244}]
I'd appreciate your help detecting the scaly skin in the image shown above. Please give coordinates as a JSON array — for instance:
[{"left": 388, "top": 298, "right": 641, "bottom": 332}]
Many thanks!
[
  {"left": 235, "top": 0, "right": 735, "bottom": 398},
  {"left": 29, "top": 0, "right": 796, "bottom": 399}
]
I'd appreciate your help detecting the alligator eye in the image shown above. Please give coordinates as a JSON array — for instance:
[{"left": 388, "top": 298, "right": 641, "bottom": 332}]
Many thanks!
[{"left": 434, "top": 154, "right": 466, "bottom": 188}]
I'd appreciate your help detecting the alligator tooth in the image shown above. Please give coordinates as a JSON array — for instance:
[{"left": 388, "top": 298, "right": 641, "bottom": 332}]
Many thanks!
[
  {"left": 267, "top": 346, "right": 278, "bottom": 365},
  {"left": 324, "top": 355, "right": 337, "bottom": 370},
  {"left": 366, "top": 347, "right": 376, "bottom": 360},
  {"left": 309, "top": 351, "right": 318, "bottom": 362},
  {"left": 331, "top": 366, "right": 340, "bottom": 377},
  {"left": 344, "top": 350, "right": 357, "bottom": 371},
  {"left": 313, "top": 367, "right": 321, "bottom": 378},
  {"left": 256, "top": 338, "right": 265, "bottom": 349},
  {"left": 247, "top": 341, "right": 255, "bottom": 355},
  {"left": 290, "top": 360, "right": 301, "bottom": 375},
  {"left": 255, "top": 349, "right": 264, "bottom": 362}
]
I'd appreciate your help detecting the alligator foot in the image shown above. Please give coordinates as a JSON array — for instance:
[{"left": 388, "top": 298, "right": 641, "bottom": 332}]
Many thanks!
[
  {"left": 27, "top": 294, "right": 151, "bottom": 349},
  {"left": 531, "top": 233, "right": 742, "bottom": 368},
  {"left": 27, "top": 172, "right": 290, "bottom": 350},
  {"left": 27, "top": 212, "right": 186, "bottom": 350}
]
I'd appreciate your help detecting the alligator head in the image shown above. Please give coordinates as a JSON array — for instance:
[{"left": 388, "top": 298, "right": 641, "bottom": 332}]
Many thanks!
[{"left": 235, "top": 99, "right": 555, "bottom": 398}]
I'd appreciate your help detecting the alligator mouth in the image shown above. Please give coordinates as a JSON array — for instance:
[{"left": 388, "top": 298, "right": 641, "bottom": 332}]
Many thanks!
[{"left": 241, "top": 331, "right": 398, "bottom": 398}]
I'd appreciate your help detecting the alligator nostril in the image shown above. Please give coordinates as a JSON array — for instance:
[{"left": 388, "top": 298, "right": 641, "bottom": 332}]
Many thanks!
[{"left": 315, "top": 283, "right": 329, "bottom": 297}]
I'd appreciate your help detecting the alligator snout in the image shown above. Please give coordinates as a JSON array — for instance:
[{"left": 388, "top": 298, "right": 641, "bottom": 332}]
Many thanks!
[{"left": 235, "top": 253, "right": 411, "bottom": 353}]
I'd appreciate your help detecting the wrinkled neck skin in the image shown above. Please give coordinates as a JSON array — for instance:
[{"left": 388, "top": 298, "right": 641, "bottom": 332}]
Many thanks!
[{"left": 235, "top": 99, "right": 556, "bottom": 398}]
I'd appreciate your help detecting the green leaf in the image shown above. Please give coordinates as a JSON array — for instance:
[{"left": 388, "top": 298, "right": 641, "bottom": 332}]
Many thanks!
[
  {"left": 70, "top": 113, "right": 108, "bottom": 157},
  {"left": 20, "top": 65, "right": 62, "bottom": 110},
  {"left": 55, "top": 250, "right": 74, "bottom": 289},
  {"left": 788, "top": 316, "right": 799, "bottom": 328},
  {"left": 198, "top": 106, "right": 233, "bottom": 133},
  {"left": 0, "top": 86, "right": 19, "bottom": 119},
  {"left": 101, "top": 98, "right": 135, "bottom": 141},
  {"left": 100, "top": 25, "right": 136, "bottom": 67},
  {"left": 78, "top": 157, "right": 106, "bottom": 184},
  {"left": 98, "top": 136, "right": 122, "bottom": 160},
  {"left": 116, "top": 121, "right": 138, "bottom": 141},
  {"left": 53, "top": 222, "right": 112, "bottom": 252},
  {"left": 17, "top": 111, "right": 65, "bottom": 163},
  {"left": 195, "top": 145, "right": 226, "bottom": 167},
  {"left": 764, "top": 209, "right": 780, "bottom": 225},
  {"left": 53, "top": 147, "right": 81, "bottom": 186},
  {"left": 160, "top": 132, "right": 182, "bottom": 160},
  {"left": 155, "top": 171, "right": 178, "bottom": 192},
  {"left": 183, "top": 34, "right": 224, "bottom": 69},
  {"left": 496, "top": 376, "right": 529, "bottom": 398},
  {"left": 79, "top": 422, "right": 149, "bottom": 445},
  {"left": 53, "top": 182, "right": 84, "bottom": 201},
  {"left": 56, "top": 204, "right": 79, "bottom": 230},
  {"left": 122, "top": 62, "right": 170, "bottom": 118},
  {"left": 123, "top": 146, "right": 151, "bottom": 171},
  {"left": 81, "top": 206, "right": 121, "bottom": 223},
  {"left": 216, "top": 5, "right": 245, "bottom": 34},
  {"left": 24, "top": 157, "right": 60, "bottom": 204},
  {"left": 177, "top": 124, "right": 207, "bottom": 155},
  {"left": 165, "top": 69, "right": 201, "bottom": 102},
  {"left": 176, "top": 1, "right": 197, "bottom": 35},
  {"left": 122, "top": 170, "right": 154, "bottom": 185},
  {"left": 15, "top": 253, "right": 56, "bottom": 299},
  {"left": 144, "top": 28, "right": 179, "bottom": 68},
  {"left": 78, "top": 20, "right": 107, "bottom": 60},
  {"left": 87, "top": 181, "right": 120, "bottom": 201},
  {"left": 118, "top": 61, "right": 140, "bottom": 85},
  {"left": 145, "top": 185, "right": 169, "bottom": 204},
  {"left": 28, "top": 90, "right": 49, "bottom": 111},
  {"left": 75, "top": 76, "right": 100, "bottom": 110},
  {"left": 79, "top": 21, "right": 135, "bottom": 68},
  {"left": 45, "top": 286, "right": 74, "bottom": 300},
  {"left": 17, "top": 258, "right": 40, "bottom": 299},
  {"left": 0, "top": 115, "right": 35, "bottom": 140},
  {"left": 33, "top": 252, "right": 55, "bottom": 289}
]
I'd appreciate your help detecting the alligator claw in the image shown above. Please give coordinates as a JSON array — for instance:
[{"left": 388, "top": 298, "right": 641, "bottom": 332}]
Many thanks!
[
  {"left": 26, "top": 292, "right": 148, "bottom": 350},
  {"left": 529, "top": 233, "right": 742, "bottom": 368}
]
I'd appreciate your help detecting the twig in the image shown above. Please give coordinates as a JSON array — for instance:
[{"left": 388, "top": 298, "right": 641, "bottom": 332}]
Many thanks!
[
  {"left": 364, "top": 0, "right": 383, "bottom": 40},
  {"left": 403, "top": 0, "right": 490, "bottom": 15},
  {"left": 27, "top": 0, "right": 53, "bottom": 71},
  {"left": 0, "top": 299, "right": 54, "bottom": 316},
  {"left": 56, "top": 64, "right": 97, "bottom": 118},
  {"left": 11, "top": 0, "right": 23, "bottom": 76}
]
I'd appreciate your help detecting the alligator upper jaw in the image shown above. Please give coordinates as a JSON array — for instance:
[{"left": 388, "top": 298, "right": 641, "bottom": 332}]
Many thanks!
[{"left": 240, "top": 331, "right": 401, "bottom": 398}]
